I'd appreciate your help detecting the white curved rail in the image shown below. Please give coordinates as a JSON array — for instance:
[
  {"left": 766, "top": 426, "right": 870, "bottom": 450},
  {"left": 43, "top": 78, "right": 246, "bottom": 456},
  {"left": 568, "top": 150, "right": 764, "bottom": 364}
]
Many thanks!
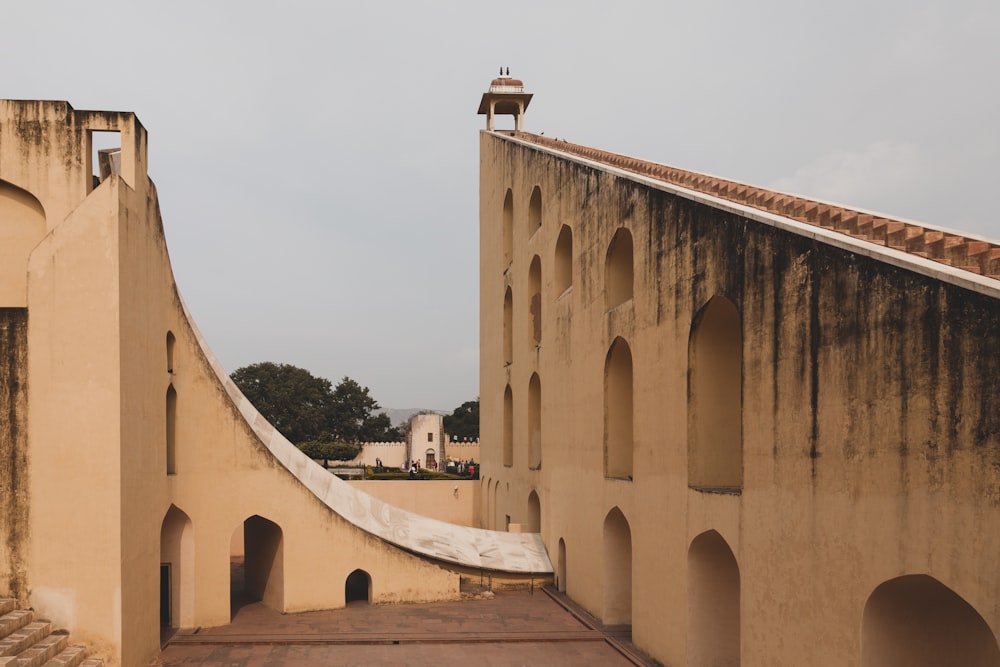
[{"left": 181, "top": 299, "right": 552, "bottom": 574}]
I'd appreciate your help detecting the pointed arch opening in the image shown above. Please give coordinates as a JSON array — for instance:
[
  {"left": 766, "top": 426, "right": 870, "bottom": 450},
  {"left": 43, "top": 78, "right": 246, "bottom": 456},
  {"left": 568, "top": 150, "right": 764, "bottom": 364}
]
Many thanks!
[
  {"left": 528, "top": 373, "right": 541, "bottom": 469},
  {"left": 528, "top": 186, "right": 542, "bottom": 237},
  {"left": 166, "top": 385, "right": 177, "bottom": 475},
  {"left": 0, "top": 179, "right": 46, "bottom": 307},
  {"left": 554, "top": 225, "right": 573, "bottom": 297},
  {"left": 527, "top": 490, "right": 541, "bottom": 533},
  {"left": 602, "top": 507, "right": 632, "bottom": 626},
  {"left": 483, "top": 477, "right": 491, "bottom": 529},
  {"left": 604, "top": 337, "right": 634, "bottom": 479},
  {"left": 605, "top": 228, "right": 633, "bottom": 310},
  {"left": 166, "top": 331, "right": 176, "bottom": 374},
  {"left": 688, "top": 295, "right": 743, "bottom": 490},
  {"left": 862, "top": 575, "right": 1000, "bottom": 667},
  {"left": 492, "top": 480, "right": 501, "bottom": 530},
  {"left": 688, "top": 530, "right": 740, "bottom": 667},
  {"left": 345, "top": 569, "right": 372, "bottom": 605},
  {"left": 503, "top": 189, "right": 514, "bottom": 266},
  {"left": 503, "top": 384, "right": 513, "bottom": 467},
  {"left": 159, "top": 505, "right": 193, "bottom": 632},
  {"left": 230, "top": 515, "right": 284, "bottom": 618},
  {"left": 503, "top": 287, "right": 513, "bottom": 365},
  {"left": 556, "top": 538, "right": 567, "bottom": 593},
  {"left": 528, "top": 255, "right": 542, "bottom": 345}
]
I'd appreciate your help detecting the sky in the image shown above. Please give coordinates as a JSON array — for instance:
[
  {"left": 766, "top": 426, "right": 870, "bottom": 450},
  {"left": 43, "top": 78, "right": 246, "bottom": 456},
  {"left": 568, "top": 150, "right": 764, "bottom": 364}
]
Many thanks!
[{"left": 3, "top": 1, "right": 998, "bottom": 415}]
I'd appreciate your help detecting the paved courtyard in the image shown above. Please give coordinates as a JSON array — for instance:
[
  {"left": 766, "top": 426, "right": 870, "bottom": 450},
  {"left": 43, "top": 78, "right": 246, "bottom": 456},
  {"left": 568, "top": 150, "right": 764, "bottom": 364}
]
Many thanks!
[{"left": 155, "top": 588, "right": 655, "bottom": 666}]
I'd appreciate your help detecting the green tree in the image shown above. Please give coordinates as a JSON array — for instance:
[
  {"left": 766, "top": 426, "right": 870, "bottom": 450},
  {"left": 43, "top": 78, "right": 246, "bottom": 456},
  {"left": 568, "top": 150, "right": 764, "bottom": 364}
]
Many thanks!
[
  {"left": 230, "top": 362, "right": 334, "bottom": 444},
  {"left": 444, "top": 398, "right": 479, "bottom": 440},
  {"left": 329, "top": 377, "right": 399, "bottom": 443},
  {"left": 230, "top": 364, "right": 399, "bottom": 445}
]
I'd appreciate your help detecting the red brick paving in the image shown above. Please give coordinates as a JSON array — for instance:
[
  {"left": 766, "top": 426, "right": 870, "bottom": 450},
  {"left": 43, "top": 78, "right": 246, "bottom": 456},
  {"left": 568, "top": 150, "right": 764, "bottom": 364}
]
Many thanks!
[{"left": 156, "top": 589, "right": 648, "bottom": 666}]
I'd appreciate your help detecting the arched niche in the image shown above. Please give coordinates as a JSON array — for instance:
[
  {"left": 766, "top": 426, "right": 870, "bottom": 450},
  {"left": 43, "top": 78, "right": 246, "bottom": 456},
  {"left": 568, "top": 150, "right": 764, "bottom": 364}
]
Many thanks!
[
  {"left": 528, "top": 186, "right": 542, "bottom": 237},
  {"left": 604, "top": 337, "right": 633, "bottom": 479},
  {"left": 503, "top": 189, "right": 514, "bottom": 266},
  {"left": 528, "top": 373, "right": 541, "bottom": 469},
  {"left": 503, "top": 384, "right": 513, "bottom": 467},
  {"left": 603, "top": 507, "right": 632, "bottom": 625},
  {"left": 527, "top": 490, "right": 541, "bottom": 533},
  {"left": 528, "top": 255, "right": 542, "bottom": 345},
  {"left": 688, "top": 295, "right": 743, "bottom": 490},
  {"left": 166, "top": 331, "right": 176, "bottom": 374},
  {"left": 605, "top": 227, "right": 633, "bottom": 310},
  {"left": 554, "top": 225, "right": 573, "bottom": 296},
  {"left": 688, "top": 530, "right": 740, "bottom": 667},
  {"left": 503, "top": 287, "right": 513, "bottom": 365},
  {"left": 166, "top": 385, "right": 177, "bottom": 475},
  {"left": 0, "top": 179, "right": 46, "bottom": 307},
  {"left": 556, "top": 538, "right": 567, "bottom": 593},
  {"left": 862, "top": 574, "right": 1000, "bottom": 667}
]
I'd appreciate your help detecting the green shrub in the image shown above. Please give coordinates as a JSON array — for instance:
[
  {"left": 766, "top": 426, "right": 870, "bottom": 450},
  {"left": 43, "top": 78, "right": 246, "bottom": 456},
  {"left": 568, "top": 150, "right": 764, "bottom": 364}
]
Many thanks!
[{"left": 296, "top": 440, "right": 361, "bottom": 466}]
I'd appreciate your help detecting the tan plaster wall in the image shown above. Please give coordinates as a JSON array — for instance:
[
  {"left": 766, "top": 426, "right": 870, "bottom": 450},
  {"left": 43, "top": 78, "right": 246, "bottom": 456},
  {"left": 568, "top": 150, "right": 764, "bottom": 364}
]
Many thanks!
[
  {"left": 2, "top": 101, "right": 470, "bottom": 667},
  {"left": 350, "top": 480, "right": 480, "bottom": 527},
  {"left": 479, "top": 131, "right": 1000, "bottom": 666}
]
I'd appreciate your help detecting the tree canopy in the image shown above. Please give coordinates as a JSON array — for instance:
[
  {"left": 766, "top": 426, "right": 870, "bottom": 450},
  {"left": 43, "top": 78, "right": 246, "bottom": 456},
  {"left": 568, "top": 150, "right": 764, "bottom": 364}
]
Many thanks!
[
  {"left": 444, "top": 398, "right": 479, "bottom": 440},
  {"left": 230, "top": 362, "right": 401, "bottom": 445}
]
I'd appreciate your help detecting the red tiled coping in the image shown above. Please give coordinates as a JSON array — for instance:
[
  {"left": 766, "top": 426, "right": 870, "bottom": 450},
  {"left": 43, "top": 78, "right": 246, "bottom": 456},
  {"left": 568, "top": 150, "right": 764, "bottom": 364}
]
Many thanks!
[{"left": 509, "top": 132, "right": 1000, "bottom": 281}]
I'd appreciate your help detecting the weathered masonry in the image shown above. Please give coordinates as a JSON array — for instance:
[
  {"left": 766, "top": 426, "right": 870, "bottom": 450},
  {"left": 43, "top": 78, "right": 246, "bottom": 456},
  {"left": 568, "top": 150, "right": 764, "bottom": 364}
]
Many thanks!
[
  {"left": 479, "top": 77, "right": 1000, "bottom": 666},
  {"left": 0, "top": 100, "right": 550, "bottom": 667}
]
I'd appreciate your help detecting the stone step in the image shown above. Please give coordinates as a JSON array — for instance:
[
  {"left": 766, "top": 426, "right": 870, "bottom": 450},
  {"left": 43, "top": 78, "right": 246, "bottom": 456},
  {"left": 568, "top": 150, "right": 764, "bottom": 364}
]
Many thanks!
[
  {"left": 41, "top": 645, "right": 88, "bottom": 667},
  {"left": 0, "top": 623, "right": 51, "bottom": 658},
  {"left": 0, "top": 611, "right": 34, "bottom": 642},
  {"left": 0, "top": 602, "right": 100, "bottom": 667},
  {"left": 5, "top": 631, "right": 68, "bottom": 667}
]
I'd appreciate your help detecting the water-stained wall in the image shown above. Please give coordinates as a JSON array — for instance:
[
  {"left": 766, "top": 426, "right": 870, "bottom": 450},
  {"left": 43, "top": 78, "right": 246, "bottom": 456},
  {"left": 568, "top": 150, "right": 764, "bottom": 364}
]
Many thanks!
[
  {"left": 480, "top": 130, "right": 1000, "bottom": 666},
  {"left": 0, "top": 308, "right": 28, "bottom": 603}
]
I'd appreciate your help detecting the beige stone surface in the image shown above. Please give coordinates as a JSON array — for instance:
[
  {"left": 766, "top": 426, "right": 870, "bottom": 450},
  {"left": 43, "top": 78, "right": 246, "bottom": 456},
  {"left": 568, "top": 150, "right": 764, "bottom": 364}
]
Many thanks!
[
  {"left": 0, "top": 100, "right": 548, "bottom": 667},
  {"left": 479, "top": 128, "right": 1000, "bottom": 666}
]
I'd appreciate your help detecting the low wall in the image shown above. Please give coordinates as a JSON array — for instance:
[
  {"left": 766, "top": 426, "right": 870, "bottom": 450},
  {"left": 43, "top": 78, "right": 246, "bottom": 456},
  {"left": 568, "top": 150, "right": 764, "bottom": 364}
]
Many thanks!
[{"left": 349, "top": 480, "right": 481, "bottom": 528}]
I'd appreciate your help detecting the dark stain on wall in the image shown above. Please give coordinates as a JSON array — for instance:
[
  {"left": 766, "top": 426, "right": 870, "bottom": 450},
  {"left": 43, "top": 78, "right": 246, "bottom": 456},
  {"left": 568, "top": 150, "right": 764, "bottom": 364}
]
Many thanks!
[
  {"left": 0, "top": 308, "right": 29, "bottom": 602},
  {"left": 505, "top": 137, "right": 1000, "bottom": 500}
]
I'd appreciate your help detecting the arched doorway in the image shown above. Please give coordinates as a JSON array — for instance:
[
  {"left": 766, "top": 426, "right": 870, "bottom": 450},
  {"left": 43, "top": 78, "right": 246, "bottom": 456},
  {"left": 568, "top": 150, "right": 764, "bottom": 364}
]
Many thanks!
[
  {"left": 345, "top": 569, "right": 372, "bottom": 605},
  {"left": 0, "top": 179, "right": 46, "bottom": 307},
  {"left": 603, "top": 507, "right": 632, "bottom": 625},
  {"left": 425, "top": 448, "right": 436, "bottom": 470},
  {"left": 862, "top": 574, "right": 1000, "bottom": 666},
  {"left": 230, "top": 515, "right": 284, "bottom": 618},
  {"left": 159, "top": 505, "right": 193, "bottom": 633},
  {"left": 688, "top": 530, "right": 740, "bottom": 666},
  {"left": 527, "top": 490, "right": 541, "bottom": 533}
]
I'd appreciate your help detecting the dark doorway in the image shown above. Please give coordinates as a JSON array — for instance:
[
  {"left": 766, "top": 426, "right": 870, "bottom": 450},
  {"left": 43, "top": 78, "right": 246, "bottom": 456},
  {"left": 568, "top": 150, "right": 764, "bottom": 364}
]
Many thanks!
[
  {"left": 159, "top": 564, "right": 171, "bottom": 627},
  {"left": 346, "top": 569, "right": 371, "bottom": 604}
]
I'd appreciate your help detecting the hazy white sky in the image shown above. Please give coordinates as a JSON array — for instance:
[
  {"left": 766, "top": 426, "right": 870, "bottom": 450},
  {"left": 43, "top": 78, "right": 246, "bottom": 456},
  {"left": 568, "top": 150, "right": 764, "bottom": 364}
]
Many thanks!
[{"left": 3, "top": 1, "right": 997, "bottom": 413}]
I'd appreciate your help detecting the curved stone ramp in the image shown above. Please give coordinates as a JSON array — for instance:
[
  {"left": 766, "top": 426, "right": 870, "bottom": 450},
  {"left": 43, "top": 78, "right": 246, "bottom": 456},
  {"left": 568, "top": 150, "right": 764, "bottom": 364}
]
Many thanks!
[{"left": 180, "top": 299, "right": 552, "bottom": 575}]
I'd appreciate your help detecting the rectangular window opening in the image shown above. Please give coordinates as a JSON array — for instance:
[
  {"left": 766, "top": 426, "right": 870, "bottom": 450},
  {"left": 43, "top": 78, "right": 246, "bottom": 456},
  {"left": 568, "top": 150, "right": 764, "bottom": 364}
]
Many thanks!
[{"left": 89, "top": 130, "right": 122, "bottom": 187}]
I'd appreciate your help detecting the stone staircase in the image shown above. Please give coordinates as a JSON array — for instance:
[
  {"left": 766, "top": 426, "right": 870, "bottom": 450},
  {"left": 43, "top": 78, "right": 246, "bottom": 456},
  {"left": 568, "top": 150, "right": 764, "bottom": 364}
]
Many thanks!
[
  {"left": 0, "top": 599, "right": 102, "bottom": 667},
  {"left": 514, "top": 132, "right": 1000, "bottom": 280}
]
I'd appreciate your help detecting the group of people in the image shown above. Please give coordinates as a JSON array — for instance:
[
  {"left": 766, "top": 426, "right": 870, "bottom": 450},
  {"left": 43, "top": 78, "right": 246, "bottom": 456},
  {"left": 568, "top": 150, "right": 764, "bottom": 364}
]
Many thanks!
[
  {"left": 370, "top": 457, "right": 478, "bottom": 479},
  {"left": 447, "top": 459, "right": 477, "bottom": 479}
]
